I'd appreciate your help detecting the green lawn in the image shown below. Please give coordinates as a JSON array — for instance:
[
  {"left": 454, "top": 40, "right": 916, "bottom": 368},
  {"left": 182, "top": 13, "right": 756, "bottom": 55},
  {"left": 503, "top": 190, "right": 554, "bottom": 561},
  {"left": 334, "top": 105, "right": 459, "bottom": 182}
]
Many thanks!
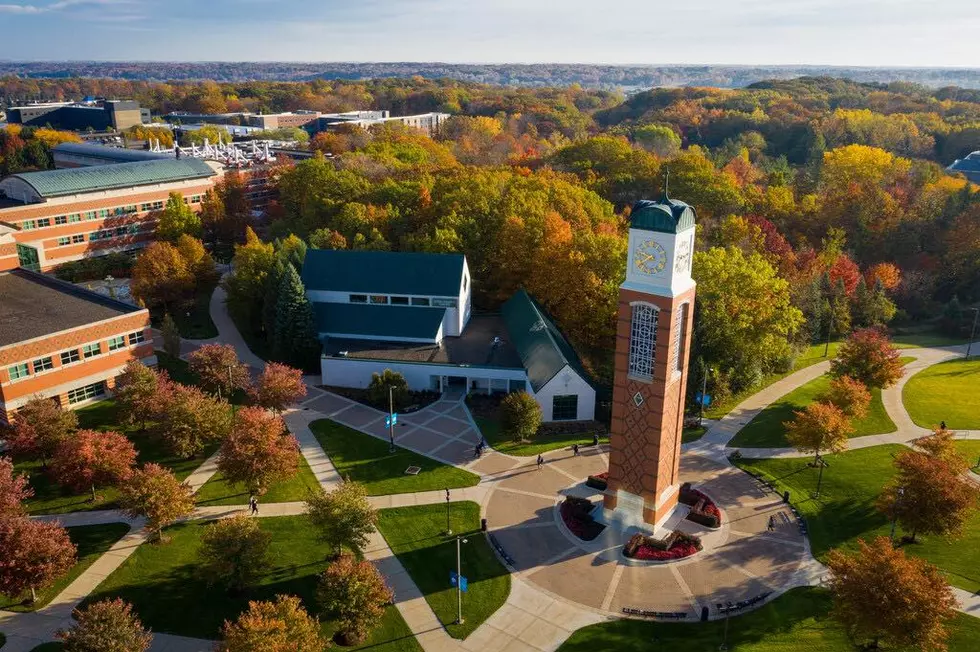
[
  {"left": 559, "top": 586, "right": 980, "bottom": 652},
  {"left": 681, "top": 426, "right": 707, "bottom": 444},
  {"left": 904, "top": 357, "right": 980, "bottom": 430},
  {"left": 376, "top": 502, "right": 510, "bottom": 639},
  {"left": 194, "top": 452, "right": 320, "bottom": 506},
  {"left": 79, "top": 516, "right": 421, "bottom": 650},
  {"left": 17, "top": 400, "right": 217, "bottom": 516},
  {"left": 955, "top": 440, "right": 980, "bottom": 471},
  {"left": 310, "top": 420, "right": 479, "bottom": 495},
  {"left": 1, "top": 523, "right": 129, "bottom": 612},
  {"left": 155, "top": 287, "right": 218, "bottom": 340},
  {"left": 736, "top": 445, "right": 980, "bottom": 592},
  {"left": 474, "top": 416, "right": 609, "bottom": 457},
  {"left": 728, "top": 373, "right": 899, "bottom": 449}
]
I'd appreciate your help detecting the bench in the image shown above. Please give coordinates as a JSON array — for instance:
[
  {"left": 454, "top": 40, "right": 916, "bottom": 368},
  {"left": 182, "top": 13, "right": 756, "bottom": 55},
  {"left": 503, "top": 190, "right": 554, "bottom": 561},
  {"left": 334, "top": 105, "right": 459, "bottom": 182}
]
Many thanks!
[
  {"left": 716, "top": 591, "right": 772, "bottom": 615},
  {"left": 488, "top": 533, "right": 515, "bottom": 566},
  {"left": 622, "top": 607, "right": 688, "bottom": 619}
]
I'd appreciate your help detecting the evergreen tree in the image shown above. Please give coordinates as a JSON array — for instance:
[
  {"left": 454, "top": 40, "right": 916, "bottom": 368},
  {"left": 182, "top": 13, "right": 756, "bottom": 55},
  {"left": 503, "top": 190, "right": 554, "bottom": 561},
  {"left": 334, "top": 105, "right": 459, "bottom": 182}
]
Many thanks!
[
  {"left": 852, "top": 277, "right": 871, "bottom": 328},
  {"left": 262, "top": 258, "right": 287, "bottom": 340},
  {"left": 272, "top": 265, "right": 320, "bottom": 368},
  {"left": 161, "top": 313, "right": 182, "bottom": 358}
]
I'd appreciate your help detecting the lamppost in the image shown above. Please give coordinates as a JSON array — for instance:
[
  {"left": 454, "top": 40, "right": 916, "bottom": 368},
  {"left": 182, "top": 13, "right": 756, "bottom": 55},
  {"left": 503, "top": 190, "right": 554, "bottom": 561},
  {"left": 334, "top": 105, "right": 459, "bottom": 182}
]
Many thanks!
[
  {"left": 699, "top": 364, "right": 713, "bottom": 426},
  {"left": 890, "top": 486, "right": 905, "bottom": 543},
  {"left": 814, "top": 455, "right": 827, "bottom": 499},
  {"left": 719, "top": 601, "right": 733, "bottom": 651},
  {"left": 455, "top": 535, "right": 468, "bottom": 625},
  {"left": 388, "top": 386, "right": 396, "bottom": 453},
  {"left": 445, "top": 488, "right": 452, "bottom": 536},
  {"left": 966, "top": 308, "right": 979, "bottom": 360}
]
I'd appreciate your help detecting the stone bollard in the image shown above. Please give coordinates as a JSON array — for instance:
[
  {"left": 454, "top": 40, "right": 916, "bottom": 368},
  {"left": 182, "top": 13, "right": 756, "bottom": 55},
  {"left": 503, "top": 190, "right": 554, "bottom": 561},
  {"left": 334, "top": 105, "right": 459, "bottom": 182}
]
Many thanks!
[{"left": 783, "top": 490, "right": 790, "bottom": 504}]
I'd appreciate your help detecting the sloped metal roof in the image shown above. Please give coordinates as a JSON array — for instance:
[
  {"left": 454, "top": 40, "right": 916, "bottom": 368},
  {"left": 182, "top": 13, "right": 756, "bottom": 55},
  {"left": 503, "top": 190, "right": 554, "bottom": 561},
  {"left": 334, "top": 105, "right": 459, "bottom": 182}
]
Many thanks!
[
  {"left": 53, "top": 142, "right": 170, "bottom": 163},
  {"left": 302, "top": 249, "right": 465, "bottom": 297},
  {"left": 630, "top": 195, "right": 697, "bottom": 234},
  {"left": 313, "top": 303, "right": 446, "bottom": 341},
  {"left": 9, "top": 159, "right": 216, "bottom": 198}
]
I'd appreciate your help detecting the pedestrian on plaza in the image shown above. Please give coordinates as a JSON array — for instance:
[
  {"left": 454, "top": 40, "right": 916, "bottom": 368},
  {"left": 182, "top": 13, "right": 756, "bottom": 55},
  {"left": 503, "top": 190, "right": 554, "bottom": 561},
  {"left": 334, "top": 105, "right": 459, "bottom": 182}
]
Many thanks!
[
  {"left": 572, "top": 444, "right": 579, "bottom": 456},
  {"left": 536, "top": 454, "right": 544, "bottom": 470},
  {"left": 474, "top": 443, "right": 482, "bottom": 459},
  {"left": 940, "top": 420, "right": 947, "bottom": 431},
  {"left": 767, "top": 515, "right": 775, "bottom": 532},
  {"left": 249, "top": 495, "right": 259, "bottom": 516},
  {"left": 592, "top": 433, "right": 599, "bottom": 447}
]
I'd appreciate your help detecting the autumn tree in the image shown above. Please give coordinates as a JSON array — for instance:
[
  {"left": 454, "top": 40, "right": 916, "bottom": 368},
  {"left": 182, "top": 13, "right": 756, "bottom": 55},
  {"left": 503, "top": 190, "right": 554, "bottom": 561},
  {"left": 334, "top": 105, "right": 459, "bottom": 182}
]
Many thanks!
[
  {"left": 119, "top": 463, "right": 194, "bottom": 542},
  {"left": 820, "top": 375, "right": 871, "bottom": 419},
  {"left": 225, "top": 227, "right": 275, "bottom": 332},
  {"left": 217, "top": 407, "right": 299, "bottom": 496},
  {"left": 130, "top": 241, "right": 195, "bottom": 311},
  {"left": 156, "top": 382, "right": 233, "bottom": 458},
  {"left": 188, "top": 343, "right": 251, "bottom": 400},
  {"left": 114, "top": 361, "right": 163, "bottom": 430},
  {"left": 5, "top": 396, "right": 78, "bottom": 466},
  {"left": 252, "top": 363, "right": 307, "bottom": 414},
  {"left": 0, "top": 517, "right": 76, "bottom": 603},
  {"left": 830, "top": 327, "right": 904, "bottom": 389},
  {"left": 308, "top": 227, "right": 348, "bottom": 250},
  {"left": 827, "top": 537, "right": 957, "bottom": 651},
  {"left": 0, "top": 456, "right": 33, "bottom": 517},
  {"left": 51, "top": 430, "right": 136, "bottom": 501},
  {"left": 784, "top": 401, "right": 852, "bottom": 463},
  {"left": 500, "top": 391, "right": 542, "bottom": 443},
  {"left": 199, "top": 514, "right": 272, "bottom": 593},
  {"left": 316, "top": 553, "right": 393, "bottom": 645},
  {"left": 218, "top": 594, "right": 326, "bottom": 652},
  {"left": 57, "top": 598, "right": 153, "bottom": 652},
  {"left": 366, "top": 369, "right": 409, "bottom": 411},
  {"left": 271, "top": 265, "right": 320, "bottom": 368},
  {"left": 175, "top": 234, "right": 220, "bottom": 291},
  {"left": 160, "top": 313, "right": 182, "bottom": 358},
  {"left": 155, "top": 191, "right": 201, "bottom": 241},
  {"left": 305, "top": 481, "right": 377, "bottom": 557}
]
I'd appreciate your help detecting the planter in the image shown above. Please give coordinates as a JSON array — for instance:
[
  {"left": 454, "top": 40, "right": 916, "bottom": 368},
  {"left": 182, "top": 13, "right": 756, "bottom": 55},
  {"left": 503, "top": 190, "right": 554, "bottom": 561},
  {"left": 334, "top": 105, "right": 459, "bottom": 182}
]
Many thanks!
[
  {"left": 623, "top": 531, "right": 702, "bottom": 561},
  {"left": 560, "top": 497, "right": 605, "bottom": 541},
  {"left": 679, "top": 483, "right": 722, "bottom": 528},
  {"left": 586, "top": 472, "right": 608, "bottom": 491}
]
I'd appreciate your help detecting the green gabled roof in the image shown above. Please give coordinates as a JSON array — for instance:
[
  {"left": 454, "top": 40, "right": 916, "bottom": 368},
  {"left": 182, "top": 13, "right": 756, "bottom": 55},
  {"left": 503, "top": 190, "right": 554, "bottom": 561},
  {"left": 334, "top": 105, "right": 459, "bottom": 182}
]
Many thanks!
[
  {"left": 630, "top": 195, "right": 696, "bottom": 233},
  {"left": 501, "top": 288, "right": 592, "bottom": 393},
  {"left": 302, "top": 250, "right": 465, "bottom": 297},
  {"left": 10, "top": 159, "right": 216, "bottom": 198},
  {"left": 313, "top": 303, "right": 446, "bottom": 341}
]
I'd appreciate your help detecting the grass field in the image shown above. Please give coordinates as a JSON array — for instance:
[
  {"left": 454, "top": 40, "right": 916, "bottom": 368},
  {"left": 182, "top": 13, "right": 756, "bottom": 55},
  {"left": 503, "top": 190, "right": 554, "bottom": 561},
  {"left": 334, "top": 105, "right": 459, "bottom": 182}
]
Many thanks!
[
  {"left": 736, "top": 446, "right": 980, "bottom": 592},
  {"left": 558, "top": 586, "right": 980, "bottom": 651},
  {"left": 475, "top": 416, "right": 609, "bottom": 457},
  {"left": 310, "top": 420, "right": 479, "bottom": 494},
  {"left": 194, "top": 452, "right": 320, "bottom": 506},
  {"left": 157, "top": 287, "right": 218, "bottom": 340},
  {"left": 955, "top": 440, "right": 980, "bottom": 471},
  {"left": 0, "top": 523, "right": 130, "bottom": 612},
  {"left": 79, "top": 516, "right": 421, "bottom": 650},
  {"left": 376, "top": 502, "right": 510, "bottom": 639},
  {"left": 904, "top": 358, "right": 980, "bottom": 430},
  {"left": 682, "top": 426, "right": 707, "bottom": 444},
  {"left": 17, "top": 400, "right": 218, "bottom": 516}
]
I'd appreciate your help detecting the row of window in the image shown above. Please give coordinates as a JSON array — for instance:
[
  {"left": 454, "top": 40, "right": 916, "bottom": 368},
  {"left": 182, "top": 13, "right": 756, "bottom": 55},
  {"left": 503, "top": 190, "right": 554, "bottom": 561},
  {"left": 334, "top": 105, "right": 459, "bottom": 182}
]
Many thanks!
[
  {"left": 19, "top": 195, "right": 199, "bottom": 231},
  {"left": 58, "top": 224, "right": 143, "bottom": 246},
  {"left": 348, "top": 294, "right": 458, "bottom": 309},
  {"left": 67, "top": 381, "right": 106, "bottom": 405},
  {"left": 627, "top": 302, "right": 690, "bottom": 382},
  {"left": 5, "top": 331, "right": 146, "bottom": 383}
]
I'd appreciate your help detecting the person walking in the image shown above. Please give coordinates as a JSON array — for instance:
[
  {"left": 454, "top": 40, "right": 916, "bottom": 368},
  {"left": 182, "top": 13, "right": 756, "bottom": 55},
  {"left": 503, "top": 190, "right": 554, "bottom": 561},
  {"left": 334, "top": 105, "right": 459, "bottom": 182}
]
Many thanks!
[
  {"left": 249, "top": 495, "right": 259, "bottom": 516},
  {"left": 592, "top": 433, "right": 599, "bottom": 447},
  {"left": 940, "top": 420, "right": 947, "bottom": 431},
  {"left": 572, "top": 443, "right": 580, "bottom": 456},
  {"left": 474, "top": 443, "right": 482, "bottom": 459},
  {"left": 536, "top": 454, "right": 544, "bottom": 470},
  {"left": 767, "top": 515, "right": 775, "bottom": 532}
]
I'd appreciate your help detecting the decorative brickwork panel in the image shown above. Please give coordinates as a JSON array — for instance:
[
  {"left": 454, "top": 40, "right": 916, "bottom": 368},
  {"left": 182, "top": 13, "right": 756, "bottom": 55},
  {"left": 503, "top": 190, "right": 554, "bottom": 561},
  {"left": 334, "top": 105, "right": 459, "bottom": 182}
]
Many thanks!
[{"left": 0, "top": 314, "right": 149, "bottom": 366}]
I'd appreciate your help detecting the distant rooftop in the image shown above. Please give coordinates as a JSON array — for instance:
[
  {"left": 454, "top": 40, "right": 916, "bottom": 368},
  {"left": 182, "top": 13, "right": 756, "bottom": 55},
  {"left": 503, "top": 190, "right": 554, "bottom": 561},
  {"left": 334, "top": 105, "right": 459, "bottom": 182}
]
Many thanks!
[
  {"left": 53, "top": 142, "right": 169, "bottom": 163},
  {"left": 948, "top": 151, "right": 980, "bottom": 182},
  {"left": 3, "top": 159, "right": 216, "bottom": 199},
  {"left": 0, "top": 269, "right": 142, "bottom": 348},
  {"left": 313, "top": 303, "right": 446, "bottom": 341}
]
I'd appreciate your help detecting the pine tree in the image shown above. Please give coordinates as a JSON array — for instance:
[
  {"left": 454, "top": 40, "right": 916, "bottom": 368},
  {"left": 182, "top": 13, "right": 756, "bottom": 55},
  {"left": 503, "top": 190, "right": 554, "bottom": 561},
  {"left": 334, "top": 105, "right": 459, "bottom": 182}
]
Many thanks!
[
  {"left": 272, "top": 265, "right": 320, "bottom": 368},
  {"left": 161, "top": 313, "right": 182, "bottom": 358},
  {"left": 262, "top": 259, "right": 287, "bottom": 341}
]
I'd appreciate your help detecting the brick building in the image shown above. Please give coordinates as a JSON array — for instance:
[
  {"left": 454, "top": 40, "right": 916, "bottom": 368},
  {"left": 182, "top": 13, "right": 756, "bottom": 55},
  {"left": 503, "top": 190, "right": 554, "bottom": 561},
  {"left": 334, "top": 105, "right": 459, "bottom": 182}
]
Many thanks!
[
  {"left": 0, "top": 159, "right": 221, "bottom": 272},
  {"left": 0, "top": 268, "right": 153, "bottom": 424}
]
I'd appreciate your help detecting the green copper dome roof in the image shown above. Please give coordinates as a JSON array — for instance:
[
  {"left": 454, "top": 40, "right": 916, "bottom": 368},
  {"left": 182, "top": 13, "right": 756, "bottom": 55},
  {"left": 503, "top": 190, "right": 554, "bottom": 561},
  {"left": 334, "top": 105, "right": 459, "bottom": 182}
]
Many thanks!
[{"left": 629, "top": 195, "right": 697, "bottom": 234}]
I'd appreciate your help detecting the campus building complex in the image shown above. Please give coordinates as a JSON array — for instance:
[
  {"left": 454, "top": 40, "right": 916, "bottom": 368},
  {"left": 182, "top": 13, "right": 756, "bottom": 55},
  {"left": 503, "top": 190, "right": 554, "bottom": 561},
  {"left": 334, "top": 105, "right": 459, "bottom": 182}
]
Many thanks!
[
  {"left": 162, "top": 109, "right": 451, "bottom": 136},
  {"left": 302, "top": 249, "right": 596, "bottom": 422},
  {"left": 6, "top": 100, "right": 149, "bottom": 131},
  {"left": 0, "top": 158, "right": 221, "bottom": 272},
  {"left": 0, "top": 268, "right": 153, "bottom": 424}
]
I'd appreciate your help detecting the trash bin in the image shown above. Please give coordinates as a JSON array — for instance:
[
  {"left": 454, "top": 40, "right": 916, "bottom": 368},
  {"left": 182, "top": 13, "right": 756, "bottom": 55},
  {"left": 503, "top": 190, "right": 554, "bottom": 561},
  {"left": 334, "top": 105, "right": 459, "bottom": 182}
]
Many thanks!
[
  {"left": 481, "top": 518, "right": 488, "bottom": 532},
  {"left": 700, "top": 605, "right": 709, "bottom": 622},
  {"left": 783, "top": 491, "right": 790, "bottom": 504}
]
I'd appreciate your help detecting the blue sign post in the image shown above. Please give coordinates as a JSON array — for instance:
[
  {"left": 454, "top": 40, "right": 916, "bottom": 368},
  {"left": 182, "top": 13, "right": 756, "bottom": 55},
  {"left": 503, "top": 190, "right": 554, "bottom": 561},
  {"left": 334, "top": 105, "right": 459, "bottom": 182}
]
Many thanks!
[{"left": 450, "top": 571, "right": 468, "bottom": 592}]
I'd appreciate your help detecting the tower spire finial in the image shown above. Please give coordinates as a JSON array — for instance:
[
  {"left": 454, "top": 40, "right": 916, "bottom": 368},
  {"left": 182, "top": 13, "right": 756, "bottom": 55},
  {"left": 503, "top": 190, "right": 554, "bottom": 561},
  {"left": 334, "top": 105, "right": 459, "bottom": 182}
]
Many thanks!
[{"left": 661, "top": 170, "right": 670, "bottom": 201}]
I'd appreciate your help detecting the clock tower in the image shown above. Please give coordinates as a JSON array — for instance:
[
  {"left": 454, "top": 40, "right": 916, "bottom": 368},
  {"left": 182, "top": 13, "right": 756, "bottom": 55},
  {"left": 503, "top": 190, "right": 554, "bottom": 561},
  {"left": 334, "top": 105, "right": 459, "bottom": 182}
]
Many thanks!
[{"left": 600, "top": 192, "right": 697, "bottom": 529}]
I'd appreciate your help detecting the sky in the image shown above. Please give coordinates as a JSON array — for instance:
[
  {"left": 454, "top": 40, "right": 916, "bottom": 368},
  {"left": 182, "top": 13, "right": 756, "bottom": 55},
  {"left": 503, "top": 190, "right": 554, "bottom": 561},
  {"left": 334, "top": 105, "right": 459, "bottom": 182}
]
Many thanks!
[{"left": 0, "top": 0, "right": 978, "bottom": 67}]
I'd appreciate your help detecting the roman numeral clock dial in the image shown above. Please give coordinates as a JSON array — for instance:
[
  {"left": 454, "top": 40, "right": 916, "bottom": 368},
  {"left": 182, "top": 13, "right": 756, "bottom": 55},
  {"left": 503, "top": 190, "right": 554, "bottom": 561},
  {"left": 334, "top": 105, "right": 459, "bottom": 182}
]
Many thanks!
[{"left": 633, "top": 239, "right": 667, "bottom": 275}]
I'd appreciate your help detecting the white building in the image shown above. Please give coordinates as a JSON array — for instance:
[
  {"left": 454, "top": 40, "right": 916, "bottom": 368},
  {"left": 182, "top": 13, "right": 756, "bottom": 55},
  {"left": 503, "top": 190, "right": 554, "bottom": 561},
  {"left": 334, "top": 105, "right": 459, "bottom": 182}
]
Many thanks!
[{"left": 301, "top": 250, "right": 595, "bottom": 422}]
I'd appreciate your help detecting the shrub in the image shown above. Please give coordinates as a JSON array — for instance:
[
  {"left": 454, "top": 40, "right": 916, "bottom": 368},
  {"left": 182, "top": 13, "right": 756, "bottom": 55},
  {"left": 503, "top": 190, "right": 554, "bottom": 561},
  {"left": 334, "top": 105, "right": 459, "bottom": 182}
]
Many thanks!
[
  {"left": 317, "top": 553, "right": 393, "bottom": 645},
  {"left": 367, "top": 369, "right": 410, "bottom": 411},
  {"left": 500, "top": 391, "right": 542, "bottom": 443},
  {"left": 560, "top": 497, "right": 605, "bottom": 541},
  {"left": 679, "top": 483, "right": 722, "bottom": 528}
]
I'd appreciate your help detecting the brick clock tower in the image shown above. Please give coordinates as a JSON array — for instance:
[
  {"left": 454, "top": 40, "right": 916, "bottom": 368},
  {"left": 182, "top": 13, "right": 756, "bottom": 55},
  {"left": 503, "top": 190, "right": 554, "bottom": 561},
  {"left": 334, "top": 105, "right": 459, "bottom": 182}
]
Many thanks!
[{"left": 600, "top": 193, "right": 697, "bottom": 529}]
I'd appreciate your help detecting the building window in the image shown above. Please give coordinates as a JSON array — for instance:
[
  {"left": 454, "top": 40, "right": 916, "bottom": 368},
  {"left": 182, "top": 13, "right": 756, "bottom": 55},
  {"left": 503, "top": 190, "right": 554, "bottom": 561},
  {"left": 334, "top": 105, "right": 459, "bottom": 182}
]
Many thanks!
[
  {"left": 72, "top": 234, "right": 85, "bottom": 244},
  {"left": 115, "top": 226, "right": 128, "bottom": 237},
  {"left": 369, "top": 295, "right": 387, "bottom": 304},
  {"left": 552, "top": 395, "right": 579, "bottom": 421},
  {"left": 21, "top": 219, "right": 36, "bottom": 230},
  {"left": 32, "top": 356, "right": 53, "bottom": 373},
  {"left": 69, "top": 213, "right": 81, "bottom": 223},
  {"left": 390, "top": 296, "right": 409, "bottom": 305},
  {"left": 108, "top": 335, "right": 126, "bottom": 351},
  {"left": 190, "top": 195, "right": 202, "bottom": 204},
  {"left": 628, "top": 302, "right": 658, "bottom": 381},
  {"left": 673, "top": 303, "right": 689, "bottom": 374},
  {"left": 432, "top": 298, "right": 458, "bottom": 308},
  {"left": 411, "top": 297, "right": 430, "bottom": 306},
  {"left": 37, "top": 218, "right": 51, "bottom": 228},
  {"left": 349, "top": 294, "right": 367, "bottom": 304},
  {"left": 128, "top": 331, "right": 146, "bottom": 345},
  {"left": 8, "top": 363, "right": 30, "bottom": 381},
  {"left": 82, "top": 343, "right": 102, "bottom": 359},
  {"left": 57, "top": 237, "right": 71, "bottom": 246},
  {"left": 98, "top": 209, "right": 109, "bottom": 219},
  {"left": 61, "top": 349, "right": 81, "bottom": 365},
  {"left": 67, "top": 381, "right": 106, "bottom": 405},
  {"left": 55, "top": 215, "right": 67, "bottom": 225}
]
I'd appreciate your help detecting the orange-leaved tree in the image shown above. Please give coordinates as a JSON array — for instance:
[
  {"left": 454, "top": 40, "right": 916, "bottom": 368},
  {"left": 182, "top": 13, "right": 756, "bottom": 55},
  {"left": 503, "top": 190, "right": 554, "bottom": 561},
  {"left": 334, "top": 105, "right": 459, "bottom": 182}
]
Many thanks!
[
  {"left": 820, "top": 375, "right": 871, "bottom": 419},
  {"left": 120, "top": 463, "right": 195, "bottom": 542},
  {"left": 0, "top": 517, "right": 76, "bottom": 603},
  {"left": 784, "top": 401, "right": 852, "bottom": 464},
  {"left": 830, "top": 327, "right": 903, "bottom": 389},
  {"left": 216, "top": 406, "right": 299, "bottom": 496},
  {"left": 218, "top": 594, "right": 325, "bottom": 652}
]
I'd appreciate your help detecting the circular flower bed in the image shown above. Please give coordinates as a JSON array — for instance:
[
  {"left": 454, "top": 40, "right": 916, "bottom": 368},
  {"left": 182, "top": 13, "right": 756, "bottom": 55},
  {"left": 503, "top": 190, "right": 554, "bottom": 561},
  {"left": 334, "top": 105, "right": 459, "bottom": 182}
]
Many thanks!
[
  {"left": 631, "top": 540, "right": 701, "bottom": 561},
  {"left": 560, "top": 497, "right": 605, "bottom": 541},
  {"left": 623, "top": 531, "right": 703, "bottom": 562}
]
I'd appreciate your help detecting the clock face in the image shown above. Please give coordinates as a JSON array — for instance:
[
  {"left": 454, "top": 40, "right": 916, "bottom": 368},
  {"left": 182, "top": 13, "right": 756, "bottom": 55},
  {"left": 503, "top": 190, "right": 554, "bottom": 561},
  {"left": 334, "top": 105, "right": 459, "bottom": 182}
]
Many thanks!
[
  {"left": 674, "top": 238, "right": 692, "bottom": 274},
  {"left": 634, "top": 239, "right": 667, "bottom": 275}
]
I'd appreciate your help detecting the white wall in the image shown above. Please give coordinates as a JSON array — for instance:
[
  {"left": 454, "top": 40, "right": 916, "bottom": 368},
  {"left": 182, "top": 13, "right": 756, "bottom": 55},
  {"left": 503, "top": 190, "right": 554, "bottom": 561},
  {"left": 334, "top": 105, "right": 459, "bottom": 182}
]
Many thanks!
[
  {"left": 321, "top": 357, "right": 527, "bottom": 393},
  {"left": 533, "top": 364, "right": 596, "bottom": 422}
]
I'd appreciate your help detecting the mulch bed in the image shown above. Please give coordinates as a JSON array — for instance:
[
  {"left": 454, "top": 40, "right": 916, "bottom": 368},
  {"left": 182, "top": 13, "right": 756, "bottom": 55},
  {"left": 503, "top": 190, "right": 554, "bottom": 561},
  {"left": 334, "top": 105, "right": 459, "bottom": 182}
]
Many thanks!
[
  {"left": 560, "top": 497, "right": 606, "bottom": 541},
  {"left": 624, "top": 531, "right": 703, "bottom": 561}
]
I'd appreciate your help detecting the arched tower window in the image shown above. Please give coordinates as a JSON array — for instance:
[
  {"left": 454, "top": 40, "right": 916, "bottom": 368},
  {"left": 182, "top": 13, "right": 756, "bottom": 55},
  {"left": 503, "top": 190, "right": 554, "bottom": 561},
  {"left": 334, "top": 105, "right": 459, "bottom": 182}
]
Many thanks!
[
  {"left": 628, "top": 302, "right": 658, "bottom": 381},
  {"left": 672, "top": 302, "right": 690, "bottom": 375}
]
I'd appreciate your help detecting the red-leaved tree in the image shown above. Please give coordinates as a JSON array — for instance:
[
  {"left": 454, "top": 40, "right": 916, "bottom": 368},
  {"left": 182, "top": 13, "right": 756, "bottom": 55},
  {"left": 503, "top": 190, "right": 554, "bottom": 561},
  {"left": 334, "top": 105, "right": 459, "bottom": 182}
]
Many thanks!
[
  {"left": 115, "top": 361, "right": 167, "bottom": 431},
  {"left": 0, "top": 456, "right": 34, "bottom": 518},
  {"left": 188, "top": 343, "right": 251, "bottom": 400},
  {"left": 251, "top": 363, "right": 307, "bottom": 414},
  {"left": 156, "top": 382, "right": 233, "bottom": 458},
  {"left": 821, "top": 375, "right": 872, "bottom": 419},
  {"left": 830, "top": 327, "right": 904, "bottom": 389},
  {"left": 119, "top": 463, "right": 195, "bottom": 542},
  {"left": 50, "top": 430, "right": 137, "bottom": 502},
  {"left": 5, "top": 397, "right": 78, "bottom": 467},
  {"left": 0, "top": 517, "right": 77, "bottom": 603},
  {"left": 217, "top": 407, "right": 299, "bottom": 495}
]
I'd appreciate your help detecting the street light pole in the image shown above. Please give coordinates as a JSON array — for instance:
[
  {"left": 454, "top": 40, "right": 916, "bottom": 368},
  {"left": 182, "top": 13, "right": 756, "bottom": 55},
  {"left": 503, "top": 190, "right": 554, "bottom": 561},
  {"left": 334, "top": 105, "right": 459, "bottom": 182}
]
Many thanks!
[
  {"left": 966, "top": 308, "right": 979, "bottom": 360},
  {"left": 455, "top": 536, "right": 468, "bottom": 625},
  {"left": 719, "top": 601, "right": 733, "bottom": 651},
  {"left": 699, "top": 364, "right": 712, "bottom": 426},
  {"left": 445, "top": 488, "right": 452, "bottom": 536},
  {"left": 388, "top": 386, "right": 396, "bottom": 453}
]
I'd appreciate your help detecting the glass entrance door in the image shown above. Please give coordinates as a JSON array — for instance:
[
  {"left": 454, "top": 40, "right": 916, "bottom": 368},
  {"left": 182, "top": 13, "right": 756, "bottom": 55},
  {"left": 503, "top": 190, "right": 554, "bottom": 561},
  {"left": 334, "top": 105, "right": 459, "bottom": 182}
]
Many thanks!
[{"left": 16, "top": 244, "right": 40, "bottom": 272}]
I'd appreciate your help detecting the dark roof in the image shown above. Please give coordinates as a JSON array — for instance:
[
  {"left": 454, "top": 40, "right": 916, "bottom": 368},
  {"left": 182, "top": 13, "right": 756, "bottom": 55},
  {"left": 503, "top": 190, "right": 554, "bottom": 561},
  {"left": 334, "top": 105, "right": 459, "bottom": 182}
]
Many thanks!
[
  {"left": 948, "top": 152, "right": 980, "bottom": 181},
  {"left": 53, "top": 143, "right": 170, "bottom": 163},
  {"left": 313, "top": 303, "right": 446, "bottom": 341},
  {"left": 302, "top": 250, "right": 464, "bottom": 297},
  {"left": 501, "top": 289, "right": 592, "bottom": 392},
  {"left": 629, "top": 194, "right": 697, "bottom": 233},
  {"left": 8, "top": 159, "right": 216, "bottom": 198},
  {"left": 0, "top": 269, "right": 142, "bottom": 348}
]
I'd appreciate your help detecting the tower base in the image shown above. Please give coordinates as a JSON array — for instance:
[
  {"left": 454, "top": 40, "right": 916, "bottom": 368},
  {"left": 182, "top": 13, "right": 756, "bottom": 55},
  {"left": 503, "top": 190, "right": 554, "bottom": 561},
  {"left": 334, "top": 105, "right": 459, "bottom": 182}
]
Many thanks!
[{"left": 594, "top": 484, "right": 682, "bottom": 536}]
